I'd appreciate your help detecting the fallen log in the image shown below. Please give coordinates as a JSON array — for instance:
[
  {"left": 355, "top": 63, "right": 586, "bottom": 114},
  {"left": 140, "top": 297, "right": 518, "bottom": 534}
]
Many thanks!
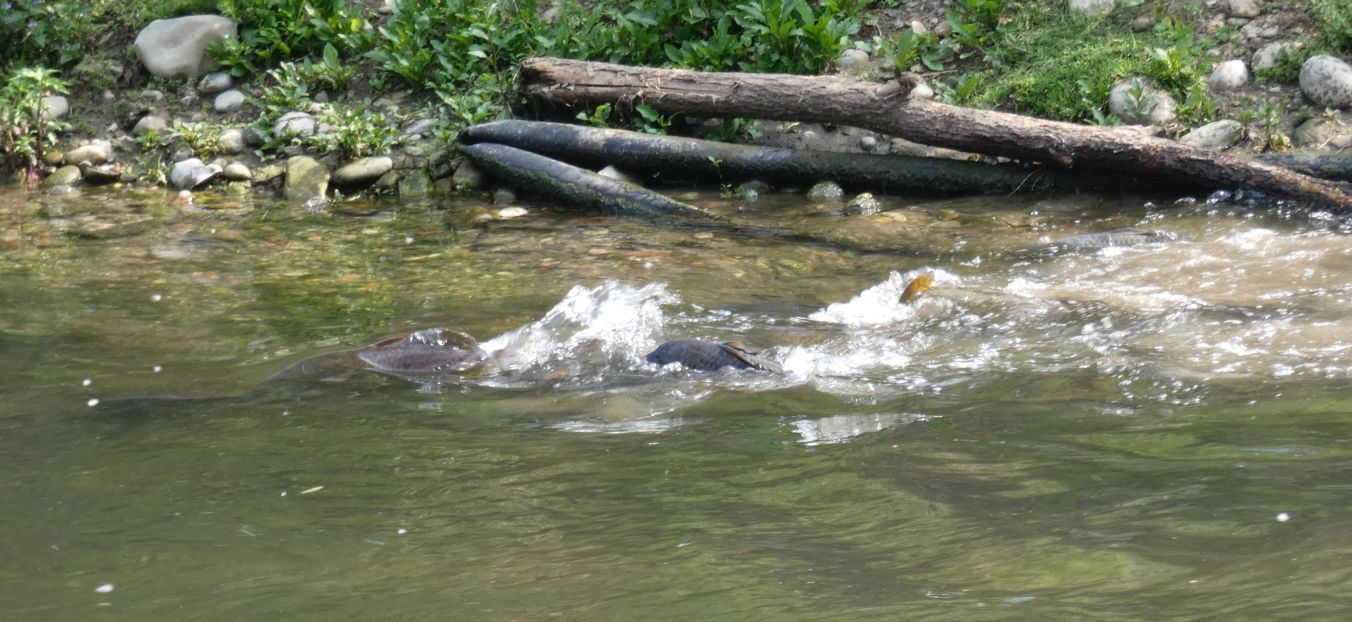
[
  {"left": 1254, "top": 153, "right": 1352, "bottom": 183},
  {"left": 461, "top": 120, "right": 1146, "bottom": 195},
  {"left": 516, "top": 57, "right": 1352, "bottom": 211},
  {"left": 461, "top": 142, "right": 717, "bottom": 220}
]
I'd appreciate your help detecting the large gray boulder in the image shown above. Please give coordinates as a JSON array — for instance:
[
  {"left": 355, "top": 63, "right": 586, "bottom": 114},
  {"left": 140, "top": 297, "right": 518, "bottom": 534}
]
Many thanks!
[
  {"left": 1300, "top": 55, "right": 1352, "bottom": 109},
  {"left": 134, "top": 15, "right": 237, "bottom": 79}
]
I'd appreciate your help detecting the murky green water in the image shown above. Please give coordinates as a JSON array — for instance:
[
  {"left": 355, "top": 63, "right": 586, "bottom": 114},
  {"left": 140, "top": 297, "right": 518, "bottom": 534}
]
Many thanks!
[{"left": 3, "top": 183, "right": 1352, "bottom": 620}]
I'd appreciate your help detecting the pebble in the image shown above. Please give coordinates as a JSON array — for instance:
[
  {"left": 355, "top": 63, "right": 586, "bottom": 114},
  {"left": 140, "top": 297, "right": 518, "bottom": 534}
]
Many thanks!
[
  {"left": 213, "top": 89, "right": 245, "bottom": 114},
  {"left": 496, "top": 207, "right": 528, "bottom": 219},
  {"left": 807, "top": 180, "right": 845, "bottom": 202},
  {"left": 1208, "top": 60, "right": 1250, "bottom": 91}
]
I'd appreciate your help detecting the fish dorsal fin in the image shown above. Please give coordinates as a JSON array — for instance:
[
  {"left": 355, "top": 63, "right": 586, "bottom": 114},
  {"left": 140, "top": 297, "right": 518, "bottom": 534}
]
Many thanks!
[
  {"left": 719, "top": 342, "right": 757, "bottom": 367},
  {"left": 900, "top": 273, "right": 934, "bottom": 304}
]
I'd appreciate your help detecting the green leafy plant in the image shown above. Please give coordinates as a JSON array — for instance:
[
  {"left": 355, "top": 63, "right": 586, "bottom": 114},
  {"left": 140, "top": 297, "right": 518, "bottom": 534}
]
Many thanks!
[
  {"left": 1314, "top": 0, "right": 1351, "bottom": 53},
  {"left": 1254, "top": 101, "right": 1291, "bottom": 152},
  {"left": 168, "top": 121, "right": 225, "bottom": 160},
  {"left": 1254, "top": 44, "right": 1312, "bottom": 83},
  {"left": 0, "top": 66, "right": 70, "bottom": 174},
  {"left": 1, "top": 1, "right": 92, "bottom": 72},
  {"left": 576, "top": 103, "right": 614, "bottom": 128},
  {"left": 1177, "top": 84, "right": 1218, "bottom": 126},
  {"left": 634, "top": 103, "right": 678, "bottom": 134},
  {"left": 306, "top": 103, "right": 399, "bottom": 160},
  {"left": 213, "top": 0, "right": 372, "bottom": 77}
]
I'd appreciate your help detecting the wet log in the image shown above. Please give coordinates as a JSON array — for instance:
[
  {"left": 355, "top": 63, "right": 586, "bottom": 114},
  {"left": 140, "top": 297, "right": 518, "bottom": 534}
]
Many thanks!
[
  {"left": 461, "top": 120, "right": 1144, "bottom": 195},
  {"left": 516, "top": 57, "right": 1352, "bottom": 211},
  {"left": 461, "top": 142, "right": 718, "bottom": 220},
  {"left": 1255, "top": 153, "right": 1352, "bottom": 183}
]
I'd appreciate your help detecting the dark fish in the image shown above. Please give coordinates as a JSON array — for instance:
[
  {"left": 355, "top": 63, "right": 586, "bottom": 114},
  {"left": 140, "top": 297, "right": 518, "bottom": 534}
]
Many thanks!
[
  {"left": 1036, "top": 228, "right": 1182, "bottom": 251},
  {"left": 356, "top": 328, "right": 487, "bottom": 377},
  {"left": 645, "top": 339, "right": 784, "bottom": 373},
  {"left": 266, "top": 328, "right": 488, "bottom": 384}
]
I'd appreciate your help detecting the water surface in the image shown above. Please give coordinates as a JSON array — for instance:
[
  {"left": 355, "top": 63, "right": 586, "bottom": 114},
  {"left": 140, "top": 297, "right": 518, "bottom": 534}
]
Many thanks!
[{"left": 2, "top": 184, "right": 1351, "bottom": 620}]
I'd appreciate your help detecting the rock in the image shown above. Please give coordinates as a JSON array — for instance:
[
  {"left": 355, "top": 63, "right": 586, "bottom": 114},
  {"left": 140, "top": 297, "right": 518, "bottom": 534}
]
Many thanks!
[
  {"left": 218, "top": 128, "right": 245, "bottom": 155},
  {"left": 141, "top": 89, "right": 165, "bottom": 102},
  {"left": 222, "top": 162, "right": 252, "bottom": 181},
  {"left": 40, "top": 96, "right": 69, "bottom": 121},
  {"left": 78, "top": 163, "right": 123, "bottom": 185},
  {"left": 63, "top": 140, "right": 112, "bottom": 166},
  {"left": 373, "top": 170, "right": 400, "bottom": 191},
  {"left": 1108, "top": 78, "right": 1177, "bottom": 125},
  {"left": 332, "top": 156, "right": 394, "bottom": 188},
  {"left": 1178, "top": 120, "right": 1244, "bottom": 150},
  {"left": 911, "top": 81, "right": 935, "bottom": 99},
  {"left": 132, "top": 115, "right": 168, "bottom": 136},
  {"left": 807, "top": 181, "right": 845, "bottom": 202},
  {"left": 43, "top": 165, "right": 82, "bottom": 188},
  {"left": 134, "top": 15, "right": 238, "bottom": 79},
  {"left": 859, "top": 135, "right": 879, "bottom": 152},
  {"left": 1227, "top": 0, "right": 1260, "bottom": 18},
  {"left": 401, "top": 118, "right": 437, "bottom": 138},
  {"left": 198, "top": 71, "right": 232, "bottom": 94},
  {"left": 492, "top": 188, "right": 517, "bottom": 204},
  {"left": 1209, "top": 60, "right": 1250, "bottom": 91},
  {"left": 835, "top": 48, "right": 869, "bottom": 70},
  {"left": 1252, "top": 41, "right": 1299, "bottom": 71},
  {"left": 1130, "top": 14, "right": 1156, "bottom": 31},
  {"left": 398, "top": 169, "right": 430, "bottom": 197},
  {"left": 169, "top": 158, "right": 222, "bottom": 189},
  {"left": 285, "top": 156, "right": 329, "bottom": 202},
  {"left": 1300, "top": 55, "right": 1352, "bottom": 109},
  {"left": 1292, "top": 113, "right": 1352, "bottom": 150},
  {"left": 252, "top": 163, "right": 286, "bottom": 184},
  {"left": 496, "top": 207, "right": 528, "bottom": 219},
  {"left": 1068, "top": 0, "right": 1114, "bottom": 17},
  {"left": 213, "top": 89, "right": 245, "bottom": 113},
  {"left": 596, "top": 165, "right": 641, "bottom": 184},
  {"left": 273, "top": 111, "right": 316, "bottom": 138},
  {"left": 844, "top": 193, "right": 880, "bottom": 215},
  {"left": 450, "top": 160, "right": 485, "bottom": 190},
  {"left": 42, "top": 149, "right": 64, "bottom": 166}
]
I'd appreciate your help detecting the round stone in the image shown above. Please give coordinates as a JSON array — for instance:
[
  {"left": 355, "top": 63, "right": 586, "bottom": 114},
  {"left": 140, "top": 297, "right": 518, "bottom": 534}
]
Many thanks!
[
  {"left": 213, "top": 89, "right": 245, "bottom": 114},
  {"left": 1209, "top": 60, "right": 1250, "bottom": 91},
  {"left": 1299, "top": 55, "right": 1352, "bottom": 109}
]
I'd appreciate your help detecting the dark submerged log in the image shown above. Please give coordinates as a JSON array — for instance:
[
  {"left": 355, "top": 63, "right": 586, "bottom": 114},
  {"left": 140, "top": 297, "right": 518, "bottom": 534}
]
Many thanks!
[
  {"left": 516, "top": 57, "right": 1352, "bottom": 211},
  {"left": 462, "top": 120, "right": 1127, "bottom": 195},
  {"left": 1255, "top": 153, "right": 1352, "bottom": 183},
  {"left": 461, "top": 142, "right": 718, "bottom": 220}
]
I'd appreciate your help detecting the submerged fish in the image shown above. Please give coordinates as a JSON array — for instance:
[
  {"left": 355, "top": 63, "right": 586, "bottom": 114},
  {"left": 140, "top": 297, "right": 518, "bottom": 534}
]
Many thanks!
[
  {"left": 645, "top": 340, "right": 784, "bottom": 373},
  {"left": 266, "top": 328, "right": 489, "bottom": 384},
  {"left": 1035, "top": 228, "right": 1183, "bottom": 251}
]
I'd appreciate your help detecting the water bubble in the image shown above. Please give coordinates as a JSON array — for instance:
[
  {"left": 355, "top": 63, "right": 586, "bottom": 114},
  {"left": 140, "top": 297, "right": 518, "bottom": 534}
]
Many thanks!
[
  {"left": 1276, "top": 512, "right": 1290, "bottom": 522},
  {"left": 404, "top": 236, "right": 414, "bottom": 245},
  {"left": 397, "top": 528, "right": 408, "bottom": 535},
  {"left": 150, "top": 293, "right": 162, "bottom": 302},
  {"left": 82, "top": 378, "right": 91, "bottom": 386},
  {"left": 153, "top": 365, "right": 163, "bottom": 373},
  {"left": 95, "top": 583, "right": 114, "bottom": 593},
  {"left": 86, "top": 398, "right": 100, "bottom": 407}
]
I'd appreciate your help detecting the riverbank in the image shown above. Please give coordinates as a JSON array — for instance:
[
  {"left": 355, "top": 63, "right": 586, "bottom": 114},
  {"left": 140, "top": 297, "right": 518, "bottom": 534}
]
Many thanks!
[{"left": 1, "top": 0, "right": 1349, "bottom": 205}]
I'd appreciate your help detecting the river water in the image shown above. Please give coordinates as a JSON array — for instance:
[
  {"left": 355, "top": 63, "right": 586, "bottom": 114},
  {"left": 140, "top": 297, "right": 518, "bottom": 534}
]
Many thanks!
[{"left": 1, "top": 183, "right": 1351, "bottom": 620}]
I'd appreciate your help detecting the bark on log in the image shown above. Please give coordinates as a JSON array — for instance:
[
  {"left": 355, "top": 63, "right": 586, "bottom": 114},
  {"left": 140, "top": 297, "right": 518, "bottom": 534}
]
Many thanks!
[
  {"left": 1254, "top": 153, "right": 1352, "bottom": 183},
  {"left": 461, "top": 119, "right": 1146, "bottom": 195},
  {"left": 461, "top": 142, "right": 718, "bottom": 220},
  {"left": 516, "top": 57, "right": 1352, "bottom": 211}
]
